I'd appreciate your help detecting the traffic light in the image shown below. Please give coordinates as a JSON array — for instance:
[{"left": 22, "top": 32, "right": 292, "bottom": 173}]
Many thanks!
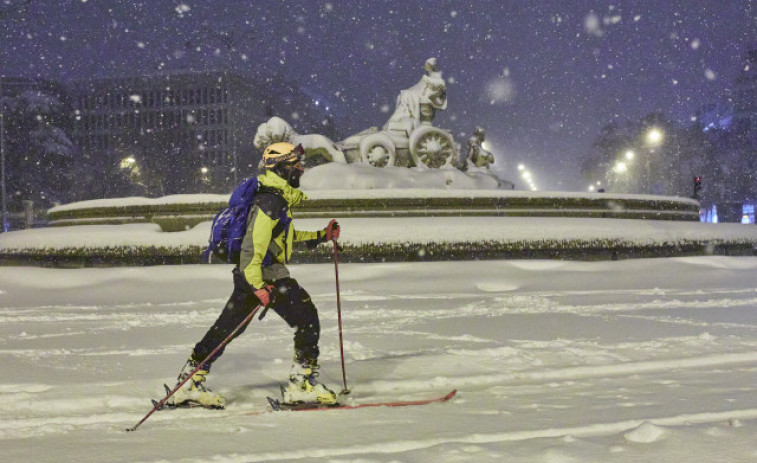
[{"left": 693, "top": 176, "right": 702, "bottom": 199}]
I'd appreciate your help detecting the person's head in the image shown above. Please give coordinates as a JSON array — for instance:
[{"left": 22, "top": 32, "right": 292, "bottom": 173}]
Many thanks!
[{"left": 262, "top": 142, "right": 305, "bottom": 188}]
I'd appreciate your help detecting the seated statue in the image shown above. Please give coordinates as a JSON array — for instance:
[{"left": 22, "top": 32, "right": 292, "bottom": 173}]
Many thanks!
[{"left": 382, "top": 57, "right": 448, "bottom": 137}]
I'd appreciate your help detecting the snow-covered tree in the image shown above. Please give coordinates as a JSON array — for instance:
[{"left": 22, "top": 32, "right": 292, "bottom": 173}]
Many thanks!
[{"left": 1, "top": 90, "right": 78, "bottom": 208}]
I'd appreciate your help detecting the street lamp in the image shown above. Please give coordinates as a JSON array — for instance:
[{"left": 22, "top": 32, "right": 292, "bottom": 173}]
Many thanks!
[
  {"left": 613, "top": 161, "right": 628, "bottom": 173},
  {"left": 120, "top": 156, "right": 136, "bottom": 169},
  {"left": 643, "top": 128, "right": 663, "bottom": 193},
  {"left": 646, "top": 128, "right": 663, "bottom": 145},
  {"left": 0, "top": 78, "right": 6, "bottom": 232},
  {"left": 519, "top": 167, "right": 538, "bottom": 191}
]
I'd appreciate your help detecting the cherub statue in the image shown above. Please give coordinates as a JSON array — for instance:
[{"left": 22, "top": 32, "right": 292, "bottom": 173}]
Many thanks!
[{"left": 464, "top": 127, "right": 494, "bottom": 170}]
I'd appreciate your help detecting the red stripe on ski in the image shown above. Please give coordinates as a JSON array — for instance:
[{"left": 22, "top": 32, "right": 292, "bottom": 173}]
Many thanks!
[{"left": 255, "top": 389, "right": 457, "bottom": 414}]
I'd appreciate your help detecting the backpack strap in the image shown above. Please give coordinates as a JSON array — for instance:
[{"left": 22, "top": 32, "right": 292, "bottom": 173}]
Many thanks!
[{"left": 254, "top": 187, "right": 288, "bottom": 219}]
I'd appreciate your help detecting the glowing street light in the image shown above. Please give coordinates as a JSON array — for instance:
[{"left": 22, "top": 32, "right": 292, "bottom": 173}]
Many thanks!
[
  {"left": 624, "top": 150, "right": 635, "bottom": 161},
  {"left": 646, "top": 128, "right": 663, "bottom": 146},
  {"left": 613, "top": 161, "right": 628, "bottom": 173},
  {"left": 515, "top": 162, "right": 539, "bottom": 190},
  {"left": 120, "top": 156, "right": 136, "bottom": 169},
  {"left": 643, "top": 128, "right": 664, "bottom": 193}
]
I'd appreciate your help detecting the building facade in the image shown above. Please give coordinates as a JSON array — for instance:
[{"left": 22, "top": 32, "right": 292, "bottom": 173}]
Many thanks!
[
  {"left": 70, "top": 70, "right": 264, "bottom": 191},
  {"left": 733, "top": 49, "right": 757, "bottom": 132}
]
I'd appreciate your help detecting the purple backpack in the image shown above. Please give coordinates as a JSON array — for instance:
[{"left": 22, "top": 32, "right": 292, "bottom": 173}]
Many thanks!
[{"left": 203, "top": 176, "right": 259, "bottom": 264}]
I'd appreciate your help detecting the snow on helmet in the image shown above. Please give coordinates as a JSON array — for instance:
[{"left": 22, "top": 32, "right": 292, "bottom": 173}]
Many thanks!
[{"left": 262, "top": 142, "right": 304, "bottom": 168}]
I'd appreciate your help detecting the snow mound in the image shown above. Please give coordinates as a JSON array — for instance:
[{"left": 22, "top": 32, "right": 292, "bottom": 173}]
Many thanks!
[
  {"left": 623, "top": 422, "right": 668, "bottom": 443},
  {"left": 540, "top": 451, "right": 577, "bottom": 463}
]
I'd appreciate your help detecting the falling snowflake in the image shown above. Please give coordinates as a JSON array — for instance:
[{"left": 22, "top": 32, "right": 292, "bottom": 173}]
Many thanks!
[
  {"left": 486, "top": 77, "right": 515, "bottom": 105},
  {"left": 584, "top": 13, "right": 603, "bottom": 37},
  {"left": 175, "top": 4, "right": 190, "bottom": 16}
]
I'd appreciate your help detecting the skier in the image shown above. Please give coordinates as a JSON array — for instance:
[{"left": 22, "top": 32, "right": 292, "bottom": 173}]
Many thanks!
[{"left": 168, "top": 142, "right": 341, "bottom": 408}]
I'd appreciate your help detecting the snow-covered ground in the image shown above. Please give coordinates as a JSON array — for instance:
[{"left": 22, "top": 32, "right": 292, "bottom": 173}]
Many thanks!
[{"left": 3, "top": 257, "right": 757, "bottom": 462}]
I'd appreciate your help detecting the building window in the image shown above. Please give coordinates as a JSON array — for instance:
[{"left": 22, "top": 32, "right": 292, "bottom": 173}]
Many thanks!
[{"left": 743, "top": 204, "right": 755, "bottom": 224}]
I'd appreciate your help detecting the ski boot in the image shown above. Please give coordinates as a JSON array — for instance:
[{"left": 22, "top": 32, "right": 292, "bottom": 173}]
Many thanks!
[
  {"left": 282, "top": 360, "right": 338, "bottom": 405},
  {"left": 167, "top": 359, "right": 226, "bottom": 409}
]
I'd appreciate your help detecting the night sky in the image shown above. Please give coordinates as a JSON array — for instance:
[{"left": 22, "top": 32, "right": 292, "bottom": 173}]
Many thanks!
[{"left": 1, "top": 0, "right": 754, "bottom": 190}]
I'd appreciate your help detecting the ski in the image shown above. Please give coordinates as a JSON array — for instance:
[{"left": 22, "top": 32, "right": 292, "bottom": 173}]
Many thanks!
[{"left": 262, "top": 389, "right": 457, "bottom": 413}]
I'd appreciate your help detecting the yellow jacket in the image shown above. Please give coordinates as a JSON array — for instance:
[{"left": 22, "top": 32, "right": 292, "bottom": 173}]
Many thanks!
[{"left": 239, "top": 170, "right": 324, "bottom": 289}]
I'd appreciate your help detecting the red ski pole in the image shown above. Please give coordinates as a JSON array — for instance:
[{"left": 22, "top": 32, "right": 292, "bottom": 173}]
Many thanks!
[
  {"left": 126, "top": 303, "right": 263, "bottom": 432},
  {"left": 333, "top": 239, "right": 350, "bottom": 395}
]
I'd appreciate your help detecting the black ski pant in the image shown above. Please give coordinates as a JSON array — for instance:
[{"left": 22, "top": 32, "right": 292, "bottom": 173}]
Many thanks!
[{"left": 190, "top": 267, "right": 320, "bottom": 370}]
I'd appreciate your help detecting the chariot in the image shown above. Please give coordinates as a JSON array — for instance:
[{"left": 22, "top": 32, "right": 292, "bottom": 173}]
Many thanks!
[{"left": 340, "top": 123, "right": 458, "bottom": 169}]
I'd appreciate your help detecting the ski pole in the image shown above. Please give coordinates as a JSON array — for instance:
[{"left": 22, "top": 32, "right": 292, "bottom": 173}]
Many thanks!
[
  {"left": 333, "top": 238, "right": 350, "bottom": 395},
  {"left": 126, "top": 303, "right": 263, "bottom": 432}
]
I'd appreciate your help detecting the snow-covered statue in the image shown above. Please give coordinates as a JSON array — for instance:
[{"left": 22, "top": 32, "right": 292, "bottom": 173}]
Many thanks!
[
  {"left": 340, "top": 58, "right": 458, "bottom": 168},
  {"left": 254, "top": 116, "right": 346, "bottom": 167},
  {"left": 382, "top": 57, "right": 448, "bottom": 136},
  {"left": 464, "top": 127, "right": 495, "bottom": 171}
]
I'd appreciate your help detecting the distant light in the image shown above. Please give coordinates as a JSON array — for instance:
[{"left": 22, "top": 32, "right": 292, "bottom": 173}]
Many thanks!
[
  {"left": 646, "top": 128, "right": 663, "bottom": 145},
  {"left": 120, "top": 156, "right": 136, "bottom": 169},
  {"left": 625, "top": 150, "right": 635, "bottom": 160},
  {"left": 201, "top": 167, "right": 209, "bottom": 174},
  {"left": 588, "top": 185, "right": 595, "bottom": 192},
  {"left": 517, "top": 164, "right": 525, "bottom": 171},
  {"left": 613, "top": 161, "right": 627, "bottom": 173}
]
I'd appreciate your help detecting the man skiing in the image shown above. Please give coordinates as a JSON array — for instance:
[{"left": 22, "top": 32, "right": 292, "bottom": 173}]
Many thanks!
[{"left": 169, "top": 141, "right": 341, "bottom": 408}]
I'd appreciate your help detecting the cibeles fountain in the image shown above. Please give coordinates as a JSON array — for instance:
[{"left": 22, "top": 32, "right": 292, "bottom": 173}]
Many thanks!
[
  {"left": 253, "top": 58, "right": 513, "bottom": 190},
  {"left": 44, "top": 58, "right": 702, "bottom": 238}
]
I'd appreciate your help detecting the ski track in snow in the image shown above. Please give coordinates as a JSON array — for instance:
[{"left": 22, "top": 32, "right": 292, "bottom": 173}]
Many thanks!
[{"left": 2, "top": 259, "right": 757, "bottom": 461}]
